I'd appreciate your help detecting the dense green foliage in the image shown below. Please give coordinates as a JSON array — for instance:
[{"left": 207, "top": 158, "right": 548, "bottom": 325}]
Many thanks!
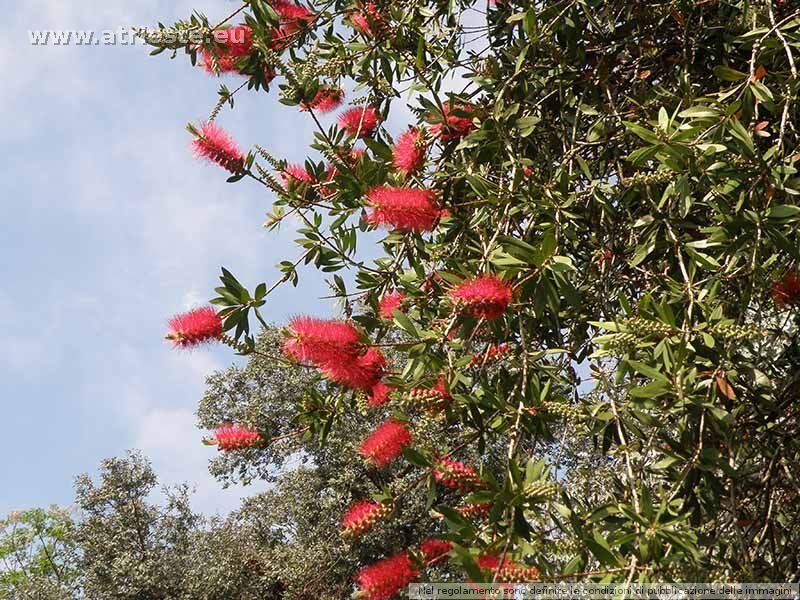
[
  {"left": 140, "top": 0, "right": 800, "bottom": 584},
  {"left": 0, "top": 507, "right": 78, "bottom": 599}
]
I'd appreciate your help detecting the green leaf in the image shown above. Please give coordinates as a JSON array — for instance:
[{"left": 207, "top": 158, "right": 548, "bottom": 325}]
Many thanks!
[
  {"left": 652, "top": 456, "right": 680, "bottom": 471},
  {"left": 626, "top": 360, "right": 669, "bottom": 383},
  {"left": 713, "top": 65, "right": 747, "bottom": 81},
  {"left": 393, "top": 311, "right": 419, "bottom": 338},
  {"left": 623, "top": 121, "right": 660, "bottom": 144},
  {"left": 402, "top": 447, "right": 432, "bottom": 467},
  {"left": 451, "top": 546, "right": 484, "bottom": 582},
  {"left": 585, "top": 530, "right": 622, "bottom": 566},
  {"left": 678, "top": 106, "right": 720, "bottom": 119},
  {"left": 768, "top": 205, "right": 800, "bottom": 220}
]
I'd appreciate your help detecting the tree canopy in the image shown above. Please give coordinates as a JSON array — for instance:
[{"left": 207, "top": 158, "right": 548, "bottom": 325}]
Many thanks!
[{"left": 147, "top": 0, "right": 800, "bottom": 587}]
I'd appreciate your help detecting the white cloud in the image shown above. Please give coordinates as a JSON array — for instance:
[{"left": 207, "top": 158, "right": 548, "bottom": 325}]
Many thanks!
[{"left": 134, "top": 406, "right": 266, "bottom": 515}]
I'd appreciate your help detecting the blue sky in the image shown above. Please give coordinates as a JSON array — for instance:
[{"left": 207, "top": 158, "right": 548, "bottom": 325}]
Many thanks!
[
  {"left": 2, "top": 0, "right": 471, "bottom": 516},
  {"left": 0, "top": 1, "right": 350, "bottom": 515}
]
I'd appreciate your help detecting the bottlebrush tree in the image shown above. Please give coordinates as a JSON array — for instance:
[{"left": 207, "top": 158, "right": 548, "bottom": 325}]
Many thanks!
[{"left": 143, "top": 0, "right": 800, "bottom": 590}]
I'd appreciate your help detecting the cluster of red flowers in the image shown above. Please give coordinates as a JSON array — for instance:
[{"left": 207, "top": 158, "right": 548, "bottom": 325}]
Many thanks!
[
  {"left": 433, "top": 458, "right": 482, "bottom": 492},
  {"left": 338, "top": 106, "right": 381, "bottom": 137},
  {"left": 772, "top": 271, "right": 800, "bottom": 307},
  {"left": 355, "top": 552, "right": 419, "bottom": 600},
  {"left": 352, "top": 540, "right": 538, "bottom": 598},
  {"left": 166, "top": 306, "right": 224, "bottom": 348},
  {"left": 450, "top": 275, "right": 513, "bottom": 320},
  {"left": 365, "top": 186, "right": 443, "bottom": 232},
  {"left": 353, "top": 538, "right": 455, "bottom": 598},
  {"left": 191, "top": 122, "right": 246, "bottom": 173},
  {"left": 275, "top": 0, "right": 314, "bottom": 23},
  {"left": 272, "top": 0, "right": 315, "bottom": 41},
  {"left": 420, "top": 538, "right": 453, "bottom": 564},
  {"left": 199, "top": 24, "right": 254, "bottom": 74},
  {"left": 359, "top": 418, "right": 412, "bottom": 467},
  {"left": 214, "top": 424, "right": 263, "bottom": 451},
  {"left": 378, "top": 291, "right": 407, "bottom": 319},
  {"left": 349, "top": 1, "right": 384, "bottom": 37},
  {"left": 283, "top": 317, "right": 387, "bottom": 390},
  {"left": 282, "top": 164, "right": 315, "bottom": 187},
  {"left": 283, "top": 316, "right": 361, "bottom": 363},
  {"left": 198, "top": 0, "right": 314, "bottom": 77},
  {"left": 431, "top": 103, "right": 476, "bottom": 140},
  {"left": 300, "top": 86, "right": 344, "bottom": 113},
  {"left": 392, "top": 128, "right": 427, "bottom": 175},
  {"left": 342, "top": 500, "right": 391, "bottom": 537},
  {"left": 367, "top": 381, "right": 394, "bottom": 407},
  {"left": 324, "top": 347, "right": 387, "bottom": 390},
  {"left": 470, "top": 343, "right": 511, "bottom": 367}
]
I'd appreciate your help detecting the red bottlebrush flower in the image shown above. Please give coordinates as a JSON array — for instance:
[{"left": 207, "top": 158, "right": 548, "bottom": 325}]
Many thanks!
[
  {"left": 379, "top": 291, "right": 406, "bottom": 318},
  {"left": 269, "top": 0, "right": 315, "bottom": 48},
  {"left": 420, "top": 538, "right": 453, "bottom": 564},
  {"left": 301, "top": 86, "right": 344, "bottom": 113},
  {"left": 199, "top": 25, "right": 254, "bottom": 74},
  {"left": 359, "top": 418, "right": 412, "bottom": 467},
  {"left": 522, "top": 166, "right": 533, "bottom": 176},
  {"left": 450, "top": 275, "right": 512, "bottom": 320},
  {"left": 274, "top": 0, "right": 315, "bottom": 25},
  {"left": 349, "top": 2, "right": 384, "bottom": 37},
  {"left": 166, "top": 306, "right": 223, "bottom": 348},
  {"left": 431, "top": 103, "right": 476, "bottom": 141},
  {"left": 364, "top": 186, "right": 442, "bottom": 233},
  {"left": 368, "top": 381, "right": 394, "bottom": 407},
  {"left": 215, "top": 25, "right": 254, "bottom": 57},
  {"left": 323, "top": 347, "right": 386, "bottom": 390},
  {"left": 283, "top": 316, "right": 363, "bottom": 366},
  {"left": 356, "top": 552, "right": 419, "bottom": 600},
  {"left": 392, "top": 128, "right": 426, "bottom": 175},
  {"left": 341, "top": 500, "right": 390, "bottom": 537},
  {"left": 282, "top": 164, "right": 315, "bottom": 187},
  {"left": 407, "top": 375, "right": 451, "bottom": 411},
  {"left": 191, "top": 122, "right": 245, "bottom": 173},
  {"left": 772, "top": 271, "right": 800, "bottom": 307},
  {"left": 476, "top": 554, "right": 502, "bottom": 571},
  {"left": 214, "top": 424, "right": 263, "bottom": 451},
  {"left": 470, "top": 343, "right": 510, "bottom": 367},
  {"left": 433, "top": 458, "right": 481, "bottom": 492},
  {"left": 338, "top": 106, "right": 380, "bottom": 137},
  {"left": 476, "top": 554, "right": 539, "bottom": 582},
  {"left": 431, "top": 376, "right": 449, "bottom": 399}
]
